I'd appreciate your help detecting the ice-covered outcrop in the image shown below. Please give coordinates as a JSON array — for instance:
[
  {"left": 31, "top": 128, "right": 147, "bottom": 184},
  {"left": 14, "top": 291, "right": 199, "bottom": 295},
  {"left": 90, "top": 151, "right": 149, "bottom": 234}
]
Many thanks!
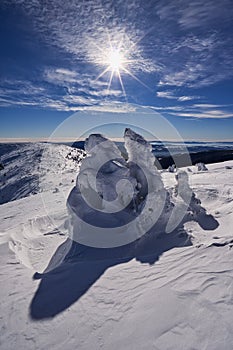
[
  {"left": 124, "top": 128, "right": 171, "bottom": 234},
  {"left": 66, "top": 128, "right": 218, "bottom": 248},
  {"left": 69, "top": 133, "right": 138, "bottom": 213},
  {"left": 124, "top": 128, "right": 165, "bottom": 197},
  {"left": 170, "top": 170, "right": 218, "bottom": 230},
  {"left": 67, "top": 129, "right": 174, "bottom": 247},
  {"left": 196, "top": 162, "right": 208, "bottom": 171},
  {"left": 167, "top": 164, "right": 176, "bottom": 173}
]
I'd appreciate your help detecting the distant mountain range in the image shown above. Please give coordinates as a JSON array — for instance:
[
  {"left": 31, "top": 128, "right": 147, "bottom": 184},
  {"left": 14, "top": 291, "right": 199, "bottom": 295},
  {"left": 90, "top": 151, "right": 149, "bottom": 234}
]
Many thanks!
[{"left": 69, "top": 140, "right": 233, "bottom": 168}]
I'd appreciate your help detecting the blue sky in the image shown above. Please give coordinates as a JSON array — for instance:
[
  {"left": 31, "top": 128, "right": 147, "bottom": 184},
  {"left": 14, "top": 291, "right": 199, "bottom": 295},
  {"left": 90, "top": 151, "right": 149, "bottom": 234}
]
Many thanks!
[{"left": 0, "top": 0, "right": 233, "bottom": 141}]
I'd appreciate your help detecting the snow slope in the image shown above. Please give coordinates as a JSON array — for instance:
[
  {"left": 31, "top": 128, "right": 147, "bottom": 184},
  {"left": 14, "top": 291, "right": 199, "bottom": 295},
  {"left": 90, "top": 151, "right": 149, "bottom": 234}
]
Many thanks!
[
  {"left": 0, "top": 142, "right": 85, "bottom": 205},
  {"left": 0, "top": 156, "right": 233, "bottom": 349}
]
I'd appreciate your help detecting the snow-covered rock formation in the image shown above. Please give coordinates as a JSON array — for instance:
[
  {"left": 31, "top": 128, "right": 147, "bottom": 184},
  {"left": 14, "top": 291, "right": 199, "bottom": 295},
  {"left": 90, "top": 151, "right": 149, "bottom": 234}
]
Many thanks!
[
  {"left": 196, "top": 162, "right": 208, "bottom": 171},
  {"left": 167, "top": 164, "right": 176, "bottom": 173},
  {"left": 67, "top": 128, "right": 208, "bottom": 248}
]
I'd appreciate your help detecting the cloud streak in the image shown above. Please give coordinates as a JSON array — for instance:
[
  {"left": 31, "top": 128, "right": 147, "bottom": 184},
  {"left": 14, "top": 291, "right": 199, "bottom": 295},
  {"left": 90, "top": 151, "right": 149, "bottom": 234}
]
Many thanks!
[
  {"left": 157, "top": 90, "right": 200, "bottom": 101},
  {"left": 1, "top": 0, "right": 233, "bottom": 114},
  {"left": 152, "top": 103, "right": 233, "bottom": 119}
]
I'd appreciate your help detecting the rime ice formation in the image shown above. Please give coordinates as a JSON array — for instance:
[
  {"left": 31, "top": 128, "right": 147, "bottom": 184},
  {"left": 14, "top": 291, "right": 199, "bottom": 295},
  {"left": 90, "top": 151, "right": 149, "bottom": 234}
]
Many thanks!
[
  {"left": 124, "top": 128, "right": 171, "bottom": 235},
  {"left": 167, "top": 164, "right": 176, "bottom": 173},
  {"left": 67, "top": 128, "right": 217, "bottom": 247},
  {"left": 124, "top": 128, "right": 165, "bottom": 196},
  {"left": 81, "top": 133, "right": 137, "bottom": 209},
  {"left": 67, "top": 128, "right": 174, "bottom": 246},
  {"left": 196, "top": 162, "right": 208, "bottom": 171},
  {"left": 67, "top": 133, "right": 138, "bottom": 216}
]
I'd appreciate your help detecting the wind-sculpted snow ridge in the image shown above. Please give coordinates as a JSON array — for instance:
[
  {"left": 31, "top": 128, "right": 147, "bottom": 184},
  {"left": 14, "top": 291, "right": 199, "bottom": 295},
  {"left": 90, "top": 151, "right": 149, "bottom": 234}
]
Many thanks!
[
  {"left": 0, "top": 142, "right": 86, "bottom": 204},
  {"left": 39, "top": 143, "right": 86, "bottom": 193},
  {"left": 67, "top": 128, "right": 218, "bottom": 249}
]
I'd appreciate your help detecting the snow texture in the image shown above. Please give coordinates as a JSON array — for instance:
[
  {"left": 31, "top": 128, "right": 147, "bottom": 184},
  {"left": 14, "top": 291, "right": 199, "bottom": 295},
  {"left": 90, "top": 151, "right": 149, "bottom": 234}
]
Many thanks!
[
  {"left": 0, "top": 142, "right": 85, "bottom": 204},
  {"left": 0, "top": 138, "right": 232, "bottom": 350}
]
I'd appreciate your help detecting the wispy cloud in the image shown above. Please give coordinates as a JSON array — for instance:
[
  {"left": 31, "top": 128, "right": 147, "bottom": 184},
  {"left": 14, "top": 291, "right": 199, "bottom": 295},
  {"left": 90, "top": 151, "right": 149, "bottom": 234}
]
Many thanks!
[
  {"left": 0, "top": 73, "right": 132, "bottom": 112},
  {"left": 170, "top": 111, "right": 233, "bottom": 119},
  {"left": 1, "top": 0, "right": 233, "bottom": 109},
  {"left": 155, "top": 1, "right": 233, "bottom": 88},
  {"left": 71, "top": 101, "right": 137, "bottom": 113},
  {"left": 153, "top": 103, "right": 233, "bottom": 119},
  {"left": 193, "top": 104, "right": 233, "bottom": 109},
  {"left": 44, "top": 68, "right": 78, "bottom": 84},
  {"left": 9, "top": 0, "right": 159, "bottom": 74},
  {"left": 157, "top": 90, "right": 200, "bottom": 101},
  {"left": 178, "top": 96, "right": 196, "bottom": 102},
  {"left": 156, "top": 0, "right": 233, "bottom": 29},
  {"left": 157, "top": 91, "right": 176, "bottom": 99},
  {"left": 158, "top": 62, "right": 208, "bottom": 88},
  {"left": 0, "top": 64, "right": 125, "bottom": 110}
]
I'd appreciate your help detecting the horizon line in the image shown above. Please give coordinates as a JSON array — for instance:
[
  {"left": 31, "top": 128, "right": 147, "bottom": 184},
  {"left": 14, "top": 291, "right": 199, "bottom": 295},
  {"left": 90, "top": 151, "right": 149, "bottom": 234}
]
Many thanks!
[{"left": 1, "top": 137, "right": 233, "bottom": 143}]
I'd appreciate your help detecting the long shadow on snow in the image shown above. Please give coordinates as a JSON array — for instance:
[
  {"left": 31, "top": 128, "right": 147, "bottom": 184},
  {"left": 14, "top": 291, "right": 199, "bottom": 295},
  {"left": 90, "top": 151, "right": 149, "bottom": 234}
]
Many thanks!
[
  {"left": 30, "top": 229, "right": 185, "bottom": 319},
  {"left": 30, "top": 209, "right": 218, "bottom": 320}
]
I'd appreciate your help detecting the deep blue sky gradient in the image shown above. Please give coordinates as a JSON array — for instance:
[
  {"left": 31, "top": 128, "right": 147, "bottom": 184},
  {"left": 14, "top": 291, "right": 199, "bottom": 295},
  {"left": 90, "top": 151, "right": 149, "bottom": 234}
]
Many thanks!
[{"left": 0, "top": 0, "right": 233, "bottom": 140}]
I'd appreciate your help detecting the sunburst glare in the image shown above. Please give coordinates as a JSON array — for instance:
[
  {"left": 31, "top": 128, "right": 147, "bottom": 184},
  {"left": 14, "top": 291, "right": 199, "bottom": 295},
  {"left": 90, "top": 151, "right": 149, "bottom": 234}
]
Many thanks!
[
  {"left": 95, "top": 36, "right": 150, "bottom": 99},
  {"left": 108, "top": 48, "right": 124, "bottom": 71}
]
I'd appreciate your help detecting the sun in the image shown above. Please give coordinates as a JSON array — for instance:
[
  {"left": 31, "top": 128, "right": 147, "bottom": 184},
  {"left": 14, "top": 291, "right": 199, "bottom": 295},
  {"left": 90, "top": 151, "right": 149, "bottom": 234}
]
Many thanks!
[
  {"left": 108, "top": 48, "right": 124, "bottom": 71},
  {"left": 95, "top": 37, "right": 150, "bottom": 98},
  {"left": 95, "top": 45, "right": 129, "bottom": 96}
]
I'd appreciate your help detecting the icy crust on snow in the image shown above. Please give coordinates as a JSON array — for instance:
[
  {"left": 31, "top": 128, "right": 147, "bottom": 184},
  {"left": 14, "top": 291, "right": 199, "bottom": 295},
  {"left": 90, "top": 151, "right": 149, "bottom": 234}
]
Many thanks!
[{"left": 67, "top": 128, "right": 216, "bottom": 248}]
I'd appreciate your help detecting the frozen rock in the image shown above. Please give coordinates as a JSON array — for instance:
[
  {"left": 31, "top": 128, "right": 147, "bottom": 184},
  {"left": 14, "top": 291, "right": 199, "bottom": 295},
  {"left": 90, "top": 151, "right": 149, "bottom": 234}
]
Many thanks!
[
  {"left": 78, "top": 133, "right": 137, "bottom": 209},
  {"left": 67, "top": 128, "right": 204, "bottom": 247},
  {"left": 167, "top": 164, "right": 176, "bottom": 173},
  {"left": 124, "top": 128, "right": 165, "bottom": 198},
  {"left": 196, "top": 162, "right": 208, "bottom": 171},
  {"left": 67, "top": 132, "right": 139, "bottom": 238}
]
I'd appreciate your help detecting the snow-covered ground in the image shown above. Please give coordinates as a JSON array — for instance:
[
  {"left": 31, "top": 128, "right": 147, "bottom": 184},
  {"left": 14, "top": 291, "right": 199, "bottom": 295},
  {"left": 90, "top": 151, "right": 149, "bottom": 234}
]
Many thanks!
[
  {"left": 0, "top": 141, "right": 233, "bottom": 350},
  {"left": 0, "top": 142, "right": 85, "bottom": 204}
]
